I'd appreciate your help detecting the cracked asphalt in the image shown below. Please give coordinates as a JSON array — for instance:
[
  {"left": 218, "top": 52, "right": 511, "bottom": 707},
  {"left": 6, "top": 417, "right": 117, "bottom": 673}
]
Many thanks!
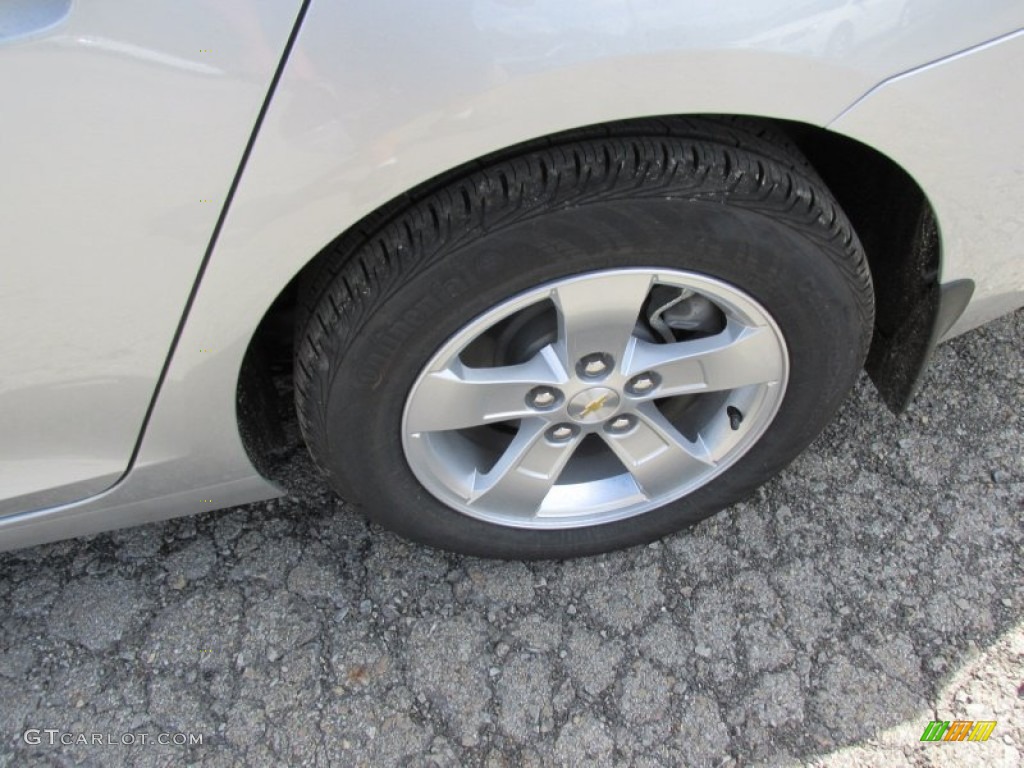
[{"left": 1, "top": 309, "right": 1021, "bottom": 767}]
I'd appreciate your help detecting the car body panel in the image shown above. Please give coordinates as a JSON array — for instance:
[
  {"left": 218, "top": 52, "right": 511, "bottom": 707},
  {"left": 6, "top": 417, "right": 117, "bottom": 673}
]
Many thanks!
[
  {"left": 829, "top": 29, "right": 1024, "bottom": 339},
  {"left": 0, "top": 0, "right": 304, "bottom": 515},
  {"left": 1, "top": 0, "right": 1021, "bottom": 549}
]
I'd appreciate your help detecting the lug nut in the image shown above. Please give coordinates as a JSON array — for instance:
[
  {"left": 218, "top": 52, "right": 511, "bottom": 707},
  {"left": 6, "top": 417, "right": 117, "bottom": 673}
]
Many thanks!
[
  {"left": 547, "top": 424, "right": 578, "bottom": 442},
  {"left": 577, "top": 352, "right": 613, "bottom": 379},
  {"left": 604, "top": 414, "right": 637, "bottom": 434},
  {"left": 527, "top": 386, "right": 561, "bottom": 410},
  {"left": 626, "top": 372, "right": 660, "bottom": 395}
]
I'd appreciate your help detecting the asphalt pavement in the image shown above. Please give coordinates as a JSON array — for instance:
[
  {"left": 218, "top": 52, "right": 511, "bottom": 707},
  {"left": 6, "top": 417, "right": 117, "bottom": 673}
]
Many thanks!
[{"left": 1, "top": 309, "right": 1021, "bottom": 767}]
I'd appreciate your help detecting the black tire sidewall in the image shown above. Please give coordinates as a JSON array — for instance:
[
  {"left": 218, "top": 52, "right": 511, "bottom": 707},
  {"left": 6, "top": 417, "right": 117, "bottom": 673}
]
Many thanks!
[{"left": 318, "top": 198, "right": 864, "bottom": 559}]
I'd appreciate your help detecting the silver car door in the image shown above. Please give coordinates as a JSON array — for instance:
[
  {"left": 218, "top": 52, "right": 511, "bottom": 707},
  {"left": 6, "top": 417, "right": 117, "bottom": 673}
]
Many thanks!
[{"left": 0, "top": 0, "right": 304, "bottom": 514}]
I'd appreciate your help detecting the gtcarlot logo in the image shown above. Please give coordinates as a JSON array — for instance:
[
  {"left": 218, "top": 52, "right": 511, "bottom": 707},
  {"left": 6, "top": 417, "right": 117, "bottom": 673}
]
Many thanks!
[
  {"left": 24, "top": 729, "right": 203, "bottom": 746},
  {"left": 920, "top": 720, "right": 997, "bottom": 742}
]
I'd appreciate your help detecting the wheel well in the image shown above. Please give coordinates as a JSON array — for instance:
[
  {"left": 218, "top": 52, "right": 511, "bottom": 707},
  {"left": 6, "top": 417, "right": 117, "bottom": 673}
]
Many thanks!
[
  {"left": 236, "top": 114, "right": 941, "bottom": 473},
  {"left": 780, "top": 119, "right": 942, "bottom": 412}
]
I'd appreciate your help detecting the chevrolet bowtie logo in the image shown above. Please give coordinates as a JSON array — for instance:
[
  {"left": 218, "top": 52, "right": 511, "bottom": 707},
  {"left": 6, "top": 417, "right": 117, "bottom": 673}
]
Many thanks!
[{"left": 580, "top": 393, "right": 612, "bottom": 417}]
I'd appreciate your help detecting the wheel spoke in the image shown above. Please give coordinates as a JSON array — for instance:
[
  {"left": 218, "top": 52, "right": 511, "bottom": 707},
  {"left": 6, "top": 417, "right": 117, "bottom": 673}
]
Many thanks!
[
  {"left": 405, "top": 345, "right": 566, "bottom": 433},
  {"left": 624, "top": 323, "right": 784, "bottom": 397},
  {"left": 469, "top": 418, "right": 580, "bottom": 515},
  {"left": 551, "top": 272, "right": 653, "bottom": 370},
  {"left": 602, "top": 402, "right": 714, "bottom": 499}
]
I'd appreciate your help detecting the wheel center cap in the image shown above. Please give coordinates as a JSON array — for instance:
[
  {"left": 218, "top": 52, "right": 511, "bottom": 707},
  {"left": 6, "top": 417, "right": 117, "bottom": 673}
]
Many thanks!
[{"left": 567, "top": 387, "right": 620, "bottom": 423}]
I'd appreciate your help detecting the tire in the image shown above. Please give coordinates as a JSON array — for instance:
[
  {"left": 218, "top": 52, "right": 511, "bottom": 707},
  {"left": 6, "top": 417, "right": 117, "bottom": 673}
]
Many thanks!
[{"left": 295, "top": 120, "right": 873, "bottom": 559}]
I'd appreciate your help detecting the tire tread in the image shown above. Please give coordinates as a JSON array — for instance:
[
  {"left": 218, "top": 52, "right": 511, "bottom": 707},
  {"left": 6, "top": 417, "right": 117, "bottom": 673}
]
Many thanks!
[{"left": 295, "top": 118, "right": 874, "bottom": 494}]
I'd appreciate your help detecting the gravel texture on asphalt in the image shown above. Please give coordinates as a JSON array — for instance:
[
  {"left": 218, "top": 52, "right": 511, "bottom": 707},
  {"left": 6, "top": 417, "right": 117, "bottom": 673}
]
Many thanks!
[{"left": 1, "top": 309, "right": 1021, "bottom": 767}]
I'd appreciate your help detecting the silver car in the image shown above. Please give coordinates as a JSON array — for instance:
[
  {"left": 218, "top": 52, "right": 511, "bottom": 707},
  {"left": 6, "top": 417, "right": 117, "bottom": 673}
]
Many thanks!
[{"left": 2, "top": 1, "right": 1022, "bottom": 558}]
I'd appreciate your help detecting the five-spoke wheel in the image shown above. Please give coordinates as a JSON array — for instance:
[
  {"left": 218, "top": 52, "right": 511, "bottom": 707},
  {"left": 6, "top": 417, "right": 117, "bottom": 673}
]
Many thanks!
[
  {"left": 295, "top": 121, "right": 873, "bottom": 558},
  {"left": 402, "top": 269, "right": 788, "bottom": 528}
]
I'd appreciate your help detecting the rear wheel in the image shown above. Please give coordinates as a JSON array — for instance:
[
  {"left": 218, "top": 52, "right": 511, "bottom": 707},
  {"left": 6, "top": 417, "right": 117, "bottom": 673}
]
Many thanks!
[{"left": 295, "top": 121, "right": 873, "bottom": 559}]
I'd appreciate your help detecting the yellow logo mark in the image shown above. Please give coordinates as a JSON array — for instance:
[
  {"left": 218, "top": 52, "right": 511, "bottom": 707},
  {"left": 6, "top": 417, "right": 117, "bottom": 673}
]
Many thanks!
[
  {"left": 967, "top": 721, "right": 997, "bottom": 741},
  {"left": 580, "top": 394, "right": 611, "bottom": 417}
]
